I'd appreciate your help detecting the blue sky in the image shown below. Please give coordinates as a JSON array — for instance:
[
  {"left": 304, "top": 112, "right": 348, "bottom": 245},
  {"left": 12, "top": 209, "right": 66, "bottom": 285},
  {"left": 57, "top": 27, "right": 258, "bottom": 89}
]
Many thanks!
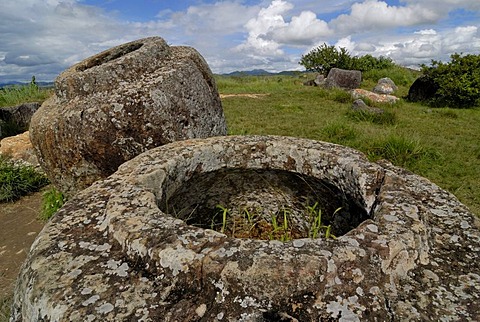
[{"left": 1, "top": 0, "right": 479, "bottom": 82}]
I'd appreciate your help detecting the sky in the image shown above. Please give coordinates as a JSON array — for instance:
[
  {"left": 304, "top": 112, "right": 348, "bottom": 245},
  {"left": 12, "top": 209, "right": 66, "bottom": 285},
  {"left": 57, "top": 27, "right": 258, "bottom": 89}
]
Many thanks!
[{"left": 0, "top": 0, "right": 479, "bottom": 82}]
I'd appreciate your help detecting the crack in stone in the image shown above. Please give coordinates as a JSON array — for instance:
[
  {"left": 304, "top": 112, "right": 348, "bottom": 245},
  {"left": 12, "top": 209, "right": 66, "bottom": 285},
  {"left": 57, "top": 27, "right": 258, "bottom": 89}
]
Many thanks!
[
  {"left": 369, "top": 169, "right": 386, "bottom": 219},
  {"left": 384, "top": 297, "right": 395, "bottom": 322}
]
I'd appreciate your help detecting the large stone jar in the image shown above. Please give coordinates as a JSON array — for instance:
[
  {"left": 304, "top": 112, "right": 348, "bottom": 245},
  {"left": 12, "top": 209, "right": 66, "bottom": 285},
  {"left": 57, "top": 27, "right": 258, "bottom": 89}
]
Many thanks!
[
  {"left": 12, "top": 136, "right": 480, "bottom": 321},
  {"left": 30, "top": 37, "right": 227, "bottom": 197}
]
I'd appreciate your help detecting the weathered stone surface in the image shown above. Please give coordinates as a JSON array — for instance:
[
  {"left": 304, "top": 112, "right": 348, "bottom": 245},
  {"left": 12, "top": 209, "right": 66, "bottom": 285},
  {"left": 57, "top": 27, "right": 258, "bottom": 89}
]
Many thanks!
[
  {"left": 351, "top": 99, "right": 384, "bottom": 115},
  {"left": 12, "top": 135, "right": 480, "bottom": 321},
  {"left": 30, "top": 37, "right": 227, "bottom": 197},
  {"left": 325, "top": 68, "right": 362, "bottom": 89},
  {"left": 303, "top": 74, "right": 325, "bottom": 87},
  {"left": 0, "top": 102, "right": 40, "bottom": 138},
  {"left": 408, "top": 75, "right": 439, "bottom": 102},
  {"left": 373, "top": 77, "right": 397, "bottom": 95},
  {"left": 314, "top": 74, "right": 326, "bottom": 86},
  {"left": 352, "top": 88, "right": 399, "bottom": 104},
  {"left": 0, "top": 131, "right": 38, "bottom": 167}
]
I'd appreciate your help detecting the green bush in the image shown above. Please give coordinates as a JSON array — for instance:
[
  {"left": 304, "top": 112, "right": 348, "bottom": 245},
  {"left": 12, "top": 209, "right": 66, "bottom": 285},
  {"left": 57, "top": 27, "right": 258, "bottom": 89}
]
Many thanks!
[
  {"left": 299, "top": 43, "right": 353, "bottom": 76},
  {"left": 351, "top": 55, "right": 396, "bottom": 73},
  {"left": 40, "top": 187, "right": 65, "bottom": 221},
  {"left": 299, "top": 44, "right": 396, "bottom": 76},
  {"left": 421, "top": 53, "right": 480, "bottom": 108},
  {"left": 0, "top": 156, "right": 49, "bottom": 202}
]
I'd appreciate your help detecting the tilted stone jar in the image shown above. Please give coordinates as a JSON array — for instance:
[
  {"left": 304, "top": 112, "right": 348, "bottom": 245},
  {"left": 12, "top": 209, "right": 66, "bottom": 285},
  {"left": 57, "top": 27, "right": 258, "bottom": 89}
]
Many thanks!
[{"left": 30, "top": 36, "right": 227, "bottom": 197}]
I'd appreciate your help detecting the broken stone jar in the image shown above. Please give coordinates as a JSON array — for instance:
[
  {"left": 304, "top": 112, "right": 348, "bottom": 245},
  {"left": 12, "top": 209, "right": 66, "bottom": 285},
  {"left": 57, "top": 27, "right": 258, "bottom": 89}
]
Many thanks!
[{"left": 12, "top": 135, "right": 480, "bottom": 321}]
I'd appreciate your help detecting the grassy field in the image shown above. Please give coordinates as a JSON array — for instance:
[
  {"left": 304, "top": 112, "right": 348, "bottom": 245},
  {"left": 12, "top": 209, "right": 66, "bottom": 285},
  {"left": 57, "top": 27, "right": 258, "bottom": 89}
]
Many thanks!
[
  {"left": 0, "top": 84, "right": 52, "bottom": 108},
  {"left": 216, "top": 72, "right": 480, "bottom": 216},
  {"left": 1, "top": 74, "right": 478, "bottom": 216},
  {"left": 0, "top": 71, "right": 478, "bottom": 320}
]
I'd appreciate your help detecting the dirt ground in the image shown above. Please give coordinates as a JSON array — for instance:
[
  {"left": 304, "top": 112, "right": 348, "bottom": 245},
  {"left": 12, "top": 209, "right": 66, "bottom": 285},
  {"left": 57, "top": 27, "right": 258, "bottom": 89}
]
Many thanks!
[{"left": 0, "top": 191, "right": 45, "bottom": 300}]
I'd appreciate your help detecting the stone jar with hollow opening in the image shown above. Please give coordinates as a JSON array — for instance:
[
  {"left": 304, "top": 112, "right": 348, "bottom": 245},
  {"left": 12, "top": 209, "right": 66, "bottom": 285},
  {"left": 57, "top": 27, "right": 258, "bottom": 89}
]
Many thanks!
[
  {"left": 11, "top": 135, "right": 480, "bottom": 321},
  {"left": 29, "top": 36, "right": 227, "bottom": 197}
]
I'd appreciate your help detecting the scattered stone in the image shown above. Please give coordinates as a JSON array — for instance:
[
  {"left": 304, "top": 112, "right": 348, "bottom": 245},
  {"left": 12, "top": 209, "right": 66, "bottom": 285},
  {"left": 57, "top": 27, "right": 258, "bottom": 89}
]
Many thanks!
[
  {"left": 303, "top": 79, "right": 316, "bottom": 86},
  {"left": 325, "top": 68, "right": 362, "bottom": 89},
  {"left": 0, "top": 131, "right": 38, "bottom": 167},
  {"left": 314, "top": 74, "right": 326, "bottom": 86},
  {"left": 303, "top": 75, "right": 325, "bottom": 87},
  {"left": 0, "top": 102, "right": 40, "bottom": 138},
  {"left": 408, "top": 75, "right": 439, "bottom": 102},
  {"left": 373, "top": 77, "right": 397, "bottom": 94},
  {"left": 351, "top": 99, "right": 384, "bottom": 114},
  {"left": 12, "top": 135, "right": 480, "bottom": 321},
  {"left": 30, "top": 37, "right": 227, "bottom": 197},
  {"left": 352, "top": 88, "right": 399, "bottom": 104}
]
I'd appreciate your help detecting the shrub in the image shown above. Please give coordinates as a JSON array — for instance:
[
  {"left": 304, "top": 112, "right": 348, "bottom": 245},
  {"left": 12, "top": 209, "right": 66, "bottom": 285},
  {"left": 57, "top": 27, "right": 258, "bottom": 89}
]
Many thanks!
[
  {"left": 300, "top": 44, "right": 397, "bottom": 76},
  {"left": 351, "top": 55, "right": 396, "bottom": 73},
  {"left": 40, "top": 187, "right": 65, "bottom": 221},
  {"left": 421, "top": 53, "right": 480, "bottom": 108},
  {"left": 299, "top": 43, "right": 353, "bottom": 76},
  {"left": 0, "top": 156, "right": 49, "bottom": 202}
]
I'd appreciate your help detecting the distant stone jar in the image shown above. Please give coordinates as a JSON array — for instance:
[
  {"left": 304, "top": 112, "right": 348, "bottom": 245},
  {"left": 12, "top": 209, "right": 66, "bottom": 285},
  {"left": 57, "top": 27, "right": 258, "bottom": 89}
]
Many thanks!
[
  {"left": 325, "top": 68, "right": 362, "bottom": 89},
  {"left": 12, "top": 135, "right": 480, "bottom": 321},
  {"left": 30, "top": 37, "right": 227, "bottom": 197},
  {"left": 373, "top": 77, "right": 397, "bottom": 95}
]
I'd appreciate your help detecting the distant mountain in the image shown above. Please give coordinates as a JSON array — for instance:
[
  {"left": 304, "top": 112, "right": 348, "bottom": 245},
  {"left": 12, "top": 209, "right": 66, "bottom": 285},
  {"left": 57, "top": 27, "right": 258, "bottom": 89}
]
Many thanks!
[
  {"left": 221, "top": 69, "right": 304, "bottom": 76},
  {"left": 0, "top": 81, "right": 24, "bottom": 87},
  {"left": 0, "top": 81, "right": 54, "bottom": 88}
]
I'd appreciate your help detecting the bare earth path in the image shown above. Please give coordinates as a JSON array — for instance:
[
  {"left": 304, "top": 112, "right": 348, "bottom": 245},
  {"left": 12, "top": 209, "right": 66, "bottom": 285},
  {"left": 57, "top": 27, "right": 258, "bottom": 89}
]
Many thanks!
[{"left": 0, "top": 191, "right": 45, "bottom": 319}]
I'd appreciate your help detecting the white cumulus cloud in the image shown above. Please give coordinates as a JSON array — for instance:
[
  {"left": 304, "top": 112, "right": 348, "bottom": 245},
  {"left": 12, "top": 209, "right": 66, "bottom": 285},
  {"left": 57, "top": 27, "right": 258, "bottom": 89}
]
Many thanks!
[
  {"left": 236, "top": 0, "right": 331, "bottom": 57},
  {"left": 330, "top": 0, "right": 440, "bottom": 35},
  {"left": 1, "top": 0, "right": 480, "bottom": 80},
  {"left": 268, "top": 11, "right": 332, "bottom": 46}
]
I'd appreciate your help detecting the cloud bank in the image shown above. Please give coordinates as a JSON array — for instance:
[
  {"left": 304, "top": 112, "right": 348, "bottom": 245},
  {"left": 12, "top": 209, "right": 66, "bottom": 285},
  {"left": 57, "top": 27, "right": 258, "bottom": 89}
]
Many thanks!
[{"left": 0, "top": 0, "right": 479, "bottom": 82}]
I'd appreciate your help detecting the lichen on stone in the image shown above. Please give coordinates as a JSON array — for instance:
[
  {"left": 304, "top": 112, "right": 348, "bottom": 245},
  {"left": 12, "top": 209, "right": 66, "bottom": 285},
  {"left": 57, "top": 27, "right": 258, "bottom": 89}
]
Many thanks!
[{"left": 11, "top": 135, "right": 480, "bottom": 321}]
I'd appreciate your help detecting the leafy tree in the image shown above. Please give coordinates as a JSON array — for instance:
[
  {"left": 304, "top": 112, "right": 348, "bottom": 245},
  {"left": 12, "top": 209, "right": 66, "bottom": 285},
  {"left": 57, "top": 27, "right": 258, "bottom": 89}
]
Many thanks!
[
  {"left": 299, "top": 43, "right": 353, "bottom": 76},
  {"left": 421, "top": 53, "right": 480, "bottom": 108},
  {"left": 300, "top": 44, "right": 396, "bottom": 76},
  {"left": 351, "top": 55, "right": 395, "bottom": 72}
]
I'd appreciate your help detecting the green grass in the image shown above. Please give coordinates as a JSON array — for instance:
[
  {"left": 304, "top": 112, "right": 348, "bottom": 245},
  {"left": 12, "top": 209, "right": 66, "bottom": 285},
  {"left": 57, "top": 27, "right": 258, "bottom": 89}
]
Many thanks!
[
  {"left": 39, "top": 187, "right": 65, "bottom": 221},
  {"left": 217, "top": 73, "right": 480, "bottom": 216},
  {"left": 207, "top": 203, "right": 337, "bottom": 241},
  {"left": 347, "top": 108, "right": 398, "bottom": 125},
  {"left": 0, "top": 155, "right": 49, "bottom": 202},
  {"left": 0, "top": 295, "right": 12, "bottom": 322},
  {"left": 0, "top": 84, "right": 52, "bottom": 108}
]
